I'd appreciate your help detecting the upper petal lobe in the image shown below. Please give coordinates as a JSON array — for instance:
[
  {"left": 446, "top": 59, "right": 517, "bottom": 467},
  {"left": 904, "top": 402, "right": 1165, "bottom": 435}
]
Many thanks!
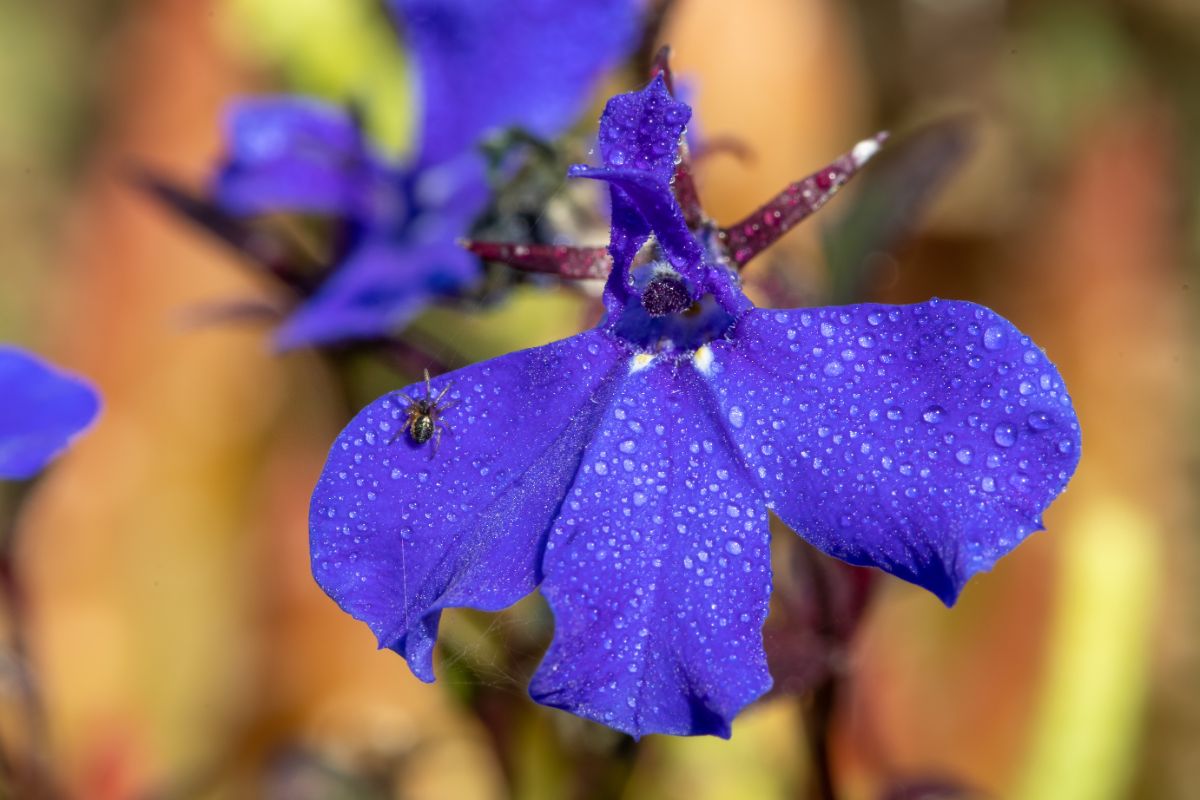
[
  {"left": 310, "top": 331, "right": 626, "bottom": 679},
  {"left": 704, "top": 300, "right": 1081, "bottom": 604},
  {"left": 532, "top": 359, "right": 773, "bottom": 738}
]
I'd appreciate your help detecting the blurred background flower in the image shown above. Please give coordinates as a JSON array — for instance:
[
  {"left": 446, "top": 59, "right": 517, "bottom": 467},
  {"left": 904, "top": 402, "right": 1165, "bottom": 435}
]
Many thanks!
[{"left": 0, "top": 0, "right": 1195, "bottom": 797}]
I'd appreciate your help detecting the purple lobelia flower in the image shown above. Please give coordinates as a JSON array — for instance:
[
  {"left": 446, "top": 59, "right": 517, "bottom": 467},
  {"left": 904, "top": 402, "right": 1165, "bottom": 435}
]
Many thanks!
[
  {"left": 212, "top": 0, "right": 640, "bottom": 348},
  {"left": 310, "top": 72, "right": 1081, "bottom": 738},
  {"left": 0, "top": 347, "right": 99, "bottom": 480}
]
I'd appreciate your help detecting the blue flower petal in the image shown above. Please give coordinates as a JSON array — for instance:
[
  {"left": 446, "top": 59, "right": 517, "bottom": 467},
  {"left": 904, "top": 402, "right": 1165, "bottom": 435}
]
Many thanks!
[
  {"left": 569, "top": 165, "right": 705, "bottom": 282},
  {"left": 394, "top": 0, "right": 640, "bottom": 166},
  {"left": 310, "top": 332, "right": 627, "bottom": 680},
  {"left": 570, "top": 75, "right": 704, "bottom": 297},
  {"left": 275, "top": 238, "right": 479, "bottom": 350},
  {"left": 0, "top": 347, "right": 99, "bottom": 480},
  {"left": 214, "top": 97, "right": 379, "bottom": 216},
  {"left": 704, "top": 300, "right": 1081, "bottom": 605},
  {"left": 591, "top": 74, "right": 690, "bottom": 183},
  {"left": 531, "top": 361, "right": 773, "bottom": 738}
]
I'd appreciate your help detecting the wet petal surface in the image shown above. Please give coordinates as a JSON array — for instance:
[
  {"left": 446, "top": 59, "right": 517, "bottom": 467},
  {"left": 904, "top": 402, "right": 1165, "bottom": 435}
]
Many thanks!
[
  {"left": 0, "top": 347, "right": 99, "bottom": 480},
  {"left": 311, "top": 332, "right": 626, "bottom": 679},
  {"left": 572, "top": 75, "right": 701, "bottom": 289},
  {"left": 705, "top": 300, "right": 1081, "bottom": 604},
  {"left": 532, "top": 360, "right": 772, "bottom": 738}
]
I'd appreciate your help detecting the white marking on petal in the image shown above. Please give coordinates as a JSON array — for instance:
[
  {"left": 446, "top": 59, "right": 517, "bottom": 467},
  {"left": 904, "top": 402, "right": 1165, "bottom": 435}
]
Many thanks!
[
  {"left": 630, "top": 353, "right": 656, "bottom": 373},
  {"left": 693, "top": 345, "right": 715, "bottom": 376}
]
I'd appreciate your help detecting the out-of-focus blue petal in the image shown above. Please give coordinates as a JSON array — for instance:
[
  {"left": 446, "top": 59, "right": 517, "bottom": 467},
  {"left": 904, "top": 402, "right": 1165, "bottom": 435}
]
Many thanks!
[
  {"left": 0, "top": 347, "right": 99, "bottom": 480},
  {"left": 310, "top": 332, "right": 627, "bottom": 680},
  {"left": 531, "top": 361, "right": 772, "bottom": 738},
  {"left": 393, "top": 0, "right": 640, "bottom": 166},
  {"left": 276, "top": 153, "right": 490, "bottom": 349},
  {"left": 214, "top": 97, "right": 379, "bottom": 217},
  {"left": 703, "top": 300, "right": 1081, "bottom": 604},
  {"left": 275, "top": 239, "right": 477, "bottom": 350}
]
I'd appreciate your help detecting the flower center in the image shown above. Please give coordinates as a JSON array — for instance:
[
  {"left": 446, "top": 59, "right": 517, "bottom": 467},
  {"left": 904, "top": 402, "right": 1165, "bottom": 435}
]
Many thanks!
[
  {"left": 610, "top": 261, "right": 746, "bottom": 353},
  {"left": 641, "top": 274, "right": 691, "bottom": 317}
]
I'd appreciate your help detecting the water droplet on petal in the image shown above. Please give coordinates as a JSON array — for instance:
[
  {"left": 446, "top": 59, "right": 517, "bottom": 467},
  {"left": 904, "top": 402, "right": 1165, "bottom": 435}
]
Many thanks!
[
  {"left": 1027, "top": 411, "right": 1053, "bottom": 431},
  {"left": 728, "top": 406, "right": 745, "bottom": 428},
  {"left": 983, "top": 326, "right": 1006, "bottom": 351},
  {"left": 993, "top": 424, "right": 1017, "bottom": 448}
]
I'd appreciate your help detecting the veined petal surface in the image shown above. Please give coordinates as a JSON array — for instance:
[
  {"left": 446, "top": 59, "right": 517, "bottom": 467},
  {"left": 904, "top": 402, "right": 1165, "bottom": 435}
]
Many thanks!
[
  {"left": 532, "top": 360, "right": 772, "bottom": 738},
  {"left": 311, "top": 332, "right": 626, "bottom": 679},
  {"left": 703, "top": 300, "right": 1081, "bottom": 604}
]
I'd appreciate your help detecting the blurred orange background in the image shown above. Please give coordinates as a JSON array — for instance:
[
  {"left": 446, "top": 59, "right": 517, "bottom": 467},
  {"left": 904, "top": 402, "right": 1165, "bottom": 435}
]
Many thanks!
[{"left": 1, "top": 0, "right": 1195, "bottom": 797}]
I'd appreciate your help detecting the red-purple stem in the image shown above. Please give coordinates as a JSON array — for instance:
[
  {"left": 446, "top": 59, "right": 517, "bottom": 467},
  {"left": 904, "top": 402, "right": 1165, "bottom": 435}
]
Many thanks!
[
  {"left": 463, "top": 241, "right": 612, "bottom": 280},
  {"left": 719, "top": 132, "right": 888, "bottom": 268}
]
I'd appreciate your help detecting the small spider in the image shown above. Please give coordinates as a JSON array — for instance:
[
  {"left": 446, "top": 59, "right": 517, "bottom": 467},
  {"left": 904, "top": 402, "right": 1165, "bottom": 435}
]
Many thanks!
[{"left": 389, "top": 369, "right": 455, "bottom": 455}]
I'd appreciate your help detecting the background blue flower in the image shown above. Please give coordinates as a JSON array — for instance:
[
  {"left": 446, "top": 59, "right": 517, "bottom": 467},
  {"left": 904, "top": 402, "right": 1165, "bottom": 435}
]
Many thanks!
[
  {"left": 310, "top": 75, "right": 1081, "bottom": 737},
  {"left": 0, "top": 347, "right": 99, "bottom": 480},
  {"left": 209, "top": 0, "right": 639, "bottom": 348}
]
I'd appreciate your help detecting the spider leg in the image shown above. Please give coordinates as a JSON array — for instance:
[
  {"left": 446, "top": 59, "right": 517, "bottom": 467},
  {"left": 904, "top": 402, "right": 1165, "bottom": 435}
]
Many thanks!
[
  {"left": 434, "top": 381, "right": 453, "bottom": 405},
  {"left": 388, "top": 406, "right": 416, "bottom": 444},
  {"left": 423, "top": 368, "right": 433, "bottom": 401},
  {"left": 430, "top": 419, "right": 453, "bottom": 458}
]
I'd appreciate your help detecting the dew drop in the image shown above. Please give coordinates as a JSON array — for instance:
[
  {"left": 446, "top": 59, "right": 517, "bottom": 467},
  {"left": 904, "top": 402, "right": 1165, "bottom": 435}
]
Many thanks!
[
  {"left": 725, "top": 540, "right": 743, "bottom": 555},
  {"left": 993, "top": 424, "right": 1017, "bottom": 448},
  {"left": 922, "top": 405, "right": 946, "bottom": 424},
  {"left": 1027, "top": 411, "right": 1053, "bottom": 431},
  {"left": 955, "top": 448, "right": 973, "bottom": 465},
  {"left": 823, "top": 361, "right": 845, "bottom": 377},
  {"left": 983, "top": 326, "right": 1006, "bottom": 351},
  {"left": 728, "top": 406, "right": 745, "bottom": 428}
]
